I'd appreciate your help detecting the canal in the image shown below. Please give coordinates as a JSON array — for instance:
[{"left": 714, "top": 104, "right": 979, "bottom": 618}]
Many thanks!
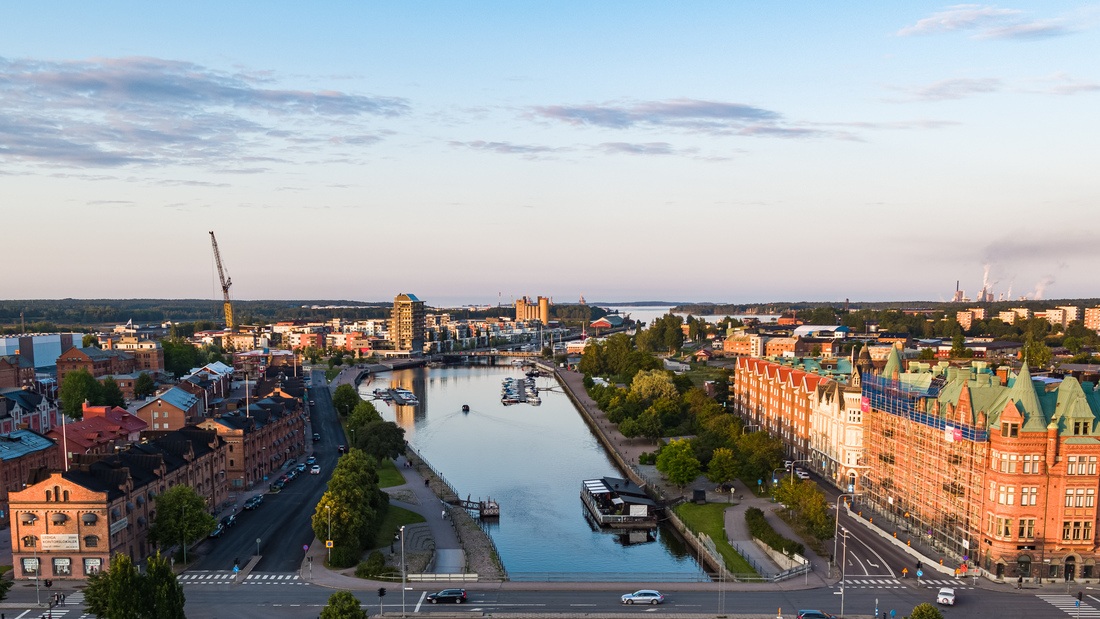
[{"left": 359, "top": 363, "right": 703, "bottom": 579}]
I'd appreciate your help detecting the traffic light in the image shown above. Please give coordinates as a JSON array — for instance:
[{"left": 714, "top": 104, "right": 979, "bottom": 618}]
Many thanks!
[
  {"left": 1079, "top": 591, "right": 1084, "bottom": 602},
  {"left": 378, "top": 587, "right": 387, "bottom": 598}
]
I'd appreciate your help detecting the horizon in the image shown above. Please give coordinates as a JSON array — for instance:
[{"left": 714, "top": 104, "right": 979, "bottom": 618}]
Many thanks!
[{"left": 3, "top": 3, "right": 1098, "bottom": 301}]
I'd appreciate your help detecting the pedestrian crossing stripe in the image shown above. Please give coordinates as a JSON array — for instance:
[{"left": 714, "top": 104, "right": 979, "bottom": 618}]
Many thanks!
[
  {"left": 178, "top": 571, "right": 307, "bottom": 585},
  {"left": 1038, "top": 594, "right": 1100, "bottom": 618}
]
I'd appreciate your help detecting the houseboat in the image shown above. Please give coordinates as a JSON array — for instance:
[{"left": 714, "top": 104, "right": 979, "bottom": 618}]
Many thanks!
[{"left": 580, "top": 477, "right": 657, "bottom": 529}]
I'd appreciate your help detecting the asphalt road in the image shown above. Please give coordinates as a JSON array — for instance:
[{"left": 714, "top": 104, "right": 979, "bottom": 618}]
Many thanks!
[
  {"left": 176, "top": 582, "right": 1077, "bottom": 618},
  {"left": 188, "top": 369, "right": 344, "bottom": 572}
]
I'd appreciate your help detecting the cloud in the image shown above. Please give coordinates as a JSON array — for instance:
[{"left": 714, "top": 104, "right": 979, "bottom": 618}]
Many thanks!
[
  {"left": 449, "top": 140, "right": 558, "bottom": 156},
  {"left": 0, "top": 55, "right": 408, "bottom": 169},
  {"left": 897, "top": 4, "right": 1073, "bottom": 40},
  {"left": 905, "top": 77, "right": 1003, "bottom": 101},
  {"left": 597, "top": 142, "right": 676, "bottom": 156},
  {"left": 1032, "top": 73, "right": 1100, "bottom": 95},
  {"left": 531, "top": 98, "right": 837, "bottom": 139}
]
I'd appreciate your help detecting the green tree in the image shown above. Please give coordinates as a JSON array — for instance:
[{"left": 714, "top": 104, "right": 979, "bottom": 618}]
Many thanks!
[
  {"left": 102, "top": 376, "right": 126, "bottom": 407},
  {"left": 918, "top": 347, "right": 936, "bottom": 360},
  {"left": 82, "top": 333, "right": 100, "bottom": 348},
  {"left": 148, "top": 485, "right": 217, "bottom": 560},
  {"left": 84, "top": 553, "right": 143, "bottom": 619},
  {"left": 348, "top": 400, "right": 382, "bottom": 427},
  {"left": 321, "top": 590, "right": 367, "bottom": 619},
  {"left": 630, "top": 369, "right": 678, "bottom": 404},
  {"left": 656, "top": 438, "right": 701, "bottom": 490},
  {"left": 145, "top": 551, "right": 186, "bottom": 619},
  {"left": 1023, "top": 334, "right": 1053, "bottom": 369},
  {"left": 706, "top": 447, "right": 739, "bottom": 486},
  {"left": 161, "top": 337, "right": 200, "bottom": 377},
  {"left": 134, "top": 372, "right": 156, "bottom": 399},
  {"left": 0, "top": 570, "right": 12, "bottom": 600},
  {"left": 355, "top": 420, "right": 406, "bottom": 462},
  {"left": 1063, "top": 336, "right": 1084, "bottom": 355},
  {"left": 59, "top": 369, "right": 102, "bottom": 418},
  {"left": 909, "top": 602, "right": 945, "bottom": 619},
  {"left": 332, "top": 384, "right": 361, "bottom": 417}
]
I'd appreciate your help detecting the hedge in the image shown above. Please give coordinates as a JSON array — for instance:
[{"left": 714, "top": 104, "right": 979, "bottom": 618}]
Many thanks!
[{"left": 745, "top": 507, "right": 804, "bottom": 556}]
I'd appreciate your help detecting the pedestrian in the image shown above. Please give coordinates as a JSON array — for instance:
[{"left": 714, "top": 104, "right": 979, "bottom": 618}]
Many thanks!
[
  {"left": 1017, "top": 575, "right": 1023, "bottom": 589},
  {"left": 441, "top": 509, "right": 446, "bottom": 519}
]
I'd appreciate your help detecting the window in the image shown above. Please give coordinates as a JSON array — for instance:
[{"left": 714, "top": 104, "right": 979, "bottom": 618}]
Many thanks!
[
  {"left": 1090, "top": 489, "right": 1096, "bottom": 508},
  {"left": 1069, "top": 456, "right": 1079, "bottom": 475},
  {"left": 998, "top": 517, "right": 1013, "bottom": 537},
  {"left": 1002, "top": 422, "right": 1019, "bottom": 438},
  {"left": 1076, "top": 488, "right": 1087, "bottom": 507},
  {"left": 83, "top": 535, "right": 99, "bottom": 548},
  {"left": 1090, "top": 457, "right": 1097, "bottom": 475},
  {"left": 1022, "top": 487, "right": 1038, "bottom": 506},
  {"left": 1075, "top": 421, "right": 1090, "bottom": 436},
  {"left": 1066, "top": 489, "right": 1075, "bottom": 507},
  {"left": 22, "top": 535, "right": 37, "bottom": 548},
  {"left": 1007, "top": 486, "right": 1015, "bottom": 505},
  {"left": 1023, "top": 454, "right": 1040, "bottom": 474},
  {"left": 1018, "top": 519, "right": 1036, "bottom": 539},
  {"left": 1000, "top": 486, "right": 1008, "bottom": 505}
]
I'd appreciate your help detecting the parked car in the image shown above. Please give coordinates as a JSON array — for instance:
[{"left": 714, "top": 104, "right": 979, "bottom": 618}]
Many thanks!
[
  {"left": 286, "top": 470, "right": 299, "bottom": 481},
  {"left": 244, "top": 495, "right": 264, "bottom": 510},
  {"left": 221, "top": 513, "right": 238, "bottom": 528},
  {"left": 310, "top": 464, "right": 322, "bottom": 475},
  {"left": 272, "top": 479, "right": 286, "bottom": 491},
  {"left": 621, "top": 590, "right": 664, "bottom": 605},
  {"left": 306, "top": 456, "right": 317, "bottom": 465},
  {"left": 313, "top": 433, "right": 321, "bottom": 442},
  {"left": 797, "top": 611, "right": 836, "bottom": 619},
  {"left": 937, "top": 587, "right": 956, "bottom": 605},
  {"left": 426, "top": 589, "right": 466, "bottom": 604},
  {"left": 795, "top": 469, "right": 811, "bottom": 480},
  {"left": 208, "top": 523, "right": 225, "bottom": 539},
  {"left": 297, "top": 463, "right": 307, "bottom": 472}
]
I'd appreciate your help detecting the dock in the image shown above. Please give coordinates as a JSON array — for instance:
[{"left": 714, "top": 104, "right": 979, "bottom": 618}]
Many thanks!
[{"left": 456, "top": 497, "right": 500, "bottom": 519}]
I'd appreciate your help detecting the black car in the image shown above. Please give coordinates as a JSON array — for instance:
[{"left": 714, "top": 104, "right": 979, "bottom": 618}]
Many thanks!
[
  {"left": 244, "top": 495, "right": 264, "bottom": 510},
  {"left": 426, "top": 589, "right": 466, "bottom": 604},
  {"left": 221, "top": 513, "right": 238, "bottom": 528},
  {"left": 313, "top": 433, "right": 321, "bottom": 442},
  {"left": 208, "top": 523, "right": 225, "bottom": 539}
]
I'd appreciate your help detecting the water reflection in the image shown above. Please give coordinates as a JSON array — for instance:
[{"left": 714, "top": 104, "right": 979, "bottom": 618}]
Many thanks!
[{"left": 359, "top": 363, "right": 701, "bottom": 576}]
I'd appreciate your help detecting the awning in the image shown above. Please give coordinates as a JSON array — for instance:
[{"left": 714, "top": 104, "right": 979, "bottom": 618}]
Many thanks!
[
  {"left": 51, "top": 513, "right": 68, "bottom": 525},
  {"left": 82, "top": 513, "right": 98, "bottom": 525}
]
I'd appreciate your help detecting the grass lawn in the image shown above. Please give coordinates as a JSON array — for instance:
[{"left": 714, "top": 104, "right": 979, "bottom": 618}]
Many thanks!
[
  {"left": 378, "top": 505, "right": 426, "bottom": 547},
  {"left": 680, "top": 364, "right": 727, "bottom": 388},
  {"left": 377, "top": 458, "right": 405, "bottom": 488},
  {"left": 325, "top": 367, "right": 340, "bottom": 382},
  {"left": 673, "top": 503, "right": 757, "bottom": 576}
]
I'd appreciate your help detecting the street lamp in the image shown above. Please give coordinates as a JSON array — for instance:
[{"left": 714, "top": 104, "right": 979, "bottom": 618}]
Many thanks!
[
  {"left": 742, "top": 424, "right": 759, "bottom": 435},
  {"left": 840, "top": 527, "right": 850, "bottom": 618},
  {"left": 400, "top": 525, "right": 407, "bottom": 617},
  {"left": 833, "top": 493, "right": 858, "bottom": 570},
  {"left": 326, "top": 505, "right": 332, "bottom": 565},
  {"left": 788, "top": 458, "right": 812, "bottom": 485},
  {"left": 33, "top": 534, "right": 40, "bottom": 607},
  {"left": 181, "top": 501, "right": 187, "bottom": 565}
]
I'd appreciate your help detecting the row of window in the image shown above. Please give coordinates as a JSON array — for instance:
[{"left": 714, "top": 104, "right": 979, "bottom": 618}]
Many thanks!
[
  {"left": 989, "top": 483, "right": 1097, "bottom": 507},
  {"left": 988, "top": 515, "right": 1095, "bottom": 542},
  {"left": 991, "top": 452, "right": 1098, "bottom": 476}
]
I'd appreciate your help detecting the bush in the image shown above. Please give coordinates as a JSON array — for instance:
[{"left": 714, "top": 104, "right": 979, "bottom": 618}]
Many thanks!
[
  {"left": 582, "top": 374, "right": 595, "bottom": 389},
  {"left": 355, "top": 551, "right": 387, "bottom": 578},
  {"left": 745, "top": 507, "right": 803, "bottom": 556},
  {"left": 639, "top": 451, "right": 657, "bottom": 465}
]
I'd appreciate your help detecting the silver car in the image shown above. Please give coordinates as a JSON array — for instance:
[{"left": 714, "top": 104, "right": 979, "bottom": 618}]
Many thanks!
[{"left": 621, "top": 590, "right": 664, "bottom": 605}]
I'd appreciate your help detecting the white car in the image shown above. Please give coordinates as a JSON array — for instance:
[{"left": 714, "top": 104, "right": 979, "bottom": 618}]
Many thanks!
[
  {"left": 936, "top": 587, "right": 955, "bottom": 605},
  {"left": 795, "top": 469, "right": 811, "bottom": 480},
  {"left": 310, "top": 465, "right": 321, "bottom": 475}
]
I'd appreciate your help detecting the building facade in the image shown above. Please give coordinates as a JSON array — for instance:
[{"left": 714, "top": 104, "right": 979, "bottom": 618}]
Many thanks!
[
  {"left": 515, "top": 296, "right": 551, "bottom": 325},
  {"left": 390, "top": 293, "right": 426, "bottom": 353}
]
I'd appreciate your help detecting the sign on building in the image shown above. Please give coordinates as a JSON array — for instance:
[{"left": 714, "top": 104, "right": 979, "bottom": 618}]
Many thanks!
[{"left": 40, "top": 534, "right": 80, "bottom": 551}]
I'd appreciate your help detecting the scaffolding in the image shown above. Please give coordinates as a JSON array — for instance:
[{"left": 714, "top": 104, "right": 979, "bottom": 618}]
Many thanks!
[{"left": 861, "top": 373, "right": 986, "bottom": 563}]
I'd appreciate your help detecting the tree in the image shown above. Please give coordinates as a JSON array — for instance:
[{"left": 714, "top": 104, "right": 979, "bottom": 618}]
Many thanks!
[
  {"left": 102, "top": 376, "right": 126, "bottom": 407},
  {"left": 1023, "top": 334, "right": 1053, "bottom": 369},
  {"left": 145, "top": 551, "right": 186, "bottom": 619},
  {"left": 0, "top": 571, "right": 12, "bottom": 601},
  {"left": 656, "top": 438, "right": 701, "bottom": 490},
  {"left": 148, "top": 485, "right": 217, "bottom": 560},
  {"left": 134, "top": 372, "right": 156, "bottom": 399},
  {"left": 918, "top": 347, "right": 936, "bottom": 360},
  {"left": 909, "top": 602, "right": 945, "bottom": 619},
  {"left": 706, "top": 447, "right": 739, "bottom": 486},
  {"left": 321, "top": 590, "right": 367, "bottom": 619},
  {"left": 161, "top": 337, "right": 200, "bottom": 377},
  {"left": 59, "top": 369, "right": 102, "bottom": 418},
  {"left": 332, "top": 384, "right": 361, "bottom": 417},
  {"left": 630, "top": 369, "right": 678, "bottom": 404},
  {"left": 355, "top": 420, "right": 406, "bottom": 462},
  {"left": 348, "top": 400, "right": 382, "bottom": 427},
  {"left": 84, "top": 553, "right": 143, "bottom": 619},
  {"left": 82, "top": 333, "right": 100, "bottom": 348}
]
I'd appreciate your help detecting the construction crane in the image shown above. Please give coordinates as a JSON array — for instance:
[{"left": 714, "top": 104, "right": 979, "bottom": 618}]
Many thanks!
[{"left": 209, "top": 231, "right": 234, "bottom": 331}]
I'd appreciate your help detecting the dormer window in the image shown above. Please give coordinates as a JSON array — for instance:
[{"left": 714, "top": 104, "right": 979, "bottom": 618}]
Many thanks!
[
  {"left": 1001, "top": 422, "right": 1019, "bottom": 438},
  {"left": 1074, "top": 421, "right": 1090, "bottom": 436}
]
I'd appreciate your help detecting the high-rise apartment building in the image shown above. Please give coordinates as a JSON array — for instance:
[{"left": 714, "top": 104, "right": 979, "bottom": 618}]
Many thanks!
[
  {"left": 390, "top": 293, "right": 426, "bottom": 353},
  {"left": 1084, "top": 307, "right": 1100, "bottom": 333}
]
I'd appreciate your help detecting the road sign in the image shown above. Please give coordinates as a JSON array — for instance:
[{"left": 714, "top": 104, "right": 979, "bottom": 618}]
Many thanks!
[
  {"left": 325, "top": 540, "right": 333, "bottom": 548},
  {"left": 302, "top": 544, "right": 309, "bottom": 552},
  {"left": 233, "top": 565, "right": 240, "bottom": 574},
  {"left": 890, "top": 611, "right": 896, "bottom": 618},
  {"left": 917, "top": 569, "right": 924, "bottom": 578}
]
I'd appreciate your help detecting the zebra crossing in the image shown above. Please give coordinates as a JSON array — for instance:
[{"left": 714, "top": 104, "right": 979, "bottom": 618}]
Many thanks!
[
  {"left": 178, "top": 570, "right": 307, "bottom": 585},
  {"left": 1038, "top": 594, "right": 1100, "bottom": 618},
  {"left": 28, "top": 592, "right": 90, "bottom": 618},
  {"left": 835, "top": 577, "right": 969, "bottom": 589}
]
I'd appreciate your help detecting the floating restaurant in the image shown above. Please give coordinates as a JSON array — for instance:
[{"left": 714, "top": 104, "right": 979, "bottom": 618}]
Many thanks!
[{"left": 580, "top": 476, "right": 657, "bottom": 529}]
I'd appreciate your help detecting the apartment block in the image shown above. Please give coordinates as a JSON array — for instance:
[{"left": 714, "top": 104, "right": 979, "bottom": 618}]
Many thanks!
[
  {"left": 390, "top": 293, "right": 425, "bottom": 353},
  {"left": 1085, "top": 307, "right": 1100, "bottom": 332}
]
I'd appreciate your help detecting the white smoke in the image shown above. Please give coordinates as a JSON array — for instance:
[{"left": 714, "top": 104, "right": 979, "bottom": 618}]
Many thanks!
[{"left": 1031, "top": 275, "right": 1055, "bottom": 300}]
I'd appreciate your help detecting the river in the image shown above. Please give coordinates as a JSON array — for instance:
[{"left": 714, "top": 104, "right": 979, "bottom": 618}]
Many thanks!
[
  {"left": 359, "top": 363, "right": 703, "bottom": 579},
  {"left": 599, "top": 305, "right": 781, "bottom": 326}
]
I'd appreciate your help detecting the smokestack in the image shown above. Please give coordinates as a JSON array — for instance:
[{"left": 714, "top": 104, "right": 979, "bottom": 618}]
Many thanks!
[{"left": 956, "top": 280, "right": 960, "bottom": 292}]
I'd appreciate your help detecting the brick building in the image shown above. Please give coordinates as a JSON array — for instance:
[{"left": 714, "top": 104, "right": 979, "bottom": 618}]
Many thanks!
[
  {"left": 55, "top": 347, "right": 136, "bottom": 386},
  {"left": 101, "top": 336, "right": 164, "bottom": 374},
  {"left": 8, "top": 426, "right": 227, "bottom": 581},
  {"left": 0, "top": 430, "right": 62, "bottom": 527},
  {"left": 732, "top": 357, "right": 827, "bottom": 462},
  {"left": 861, "top": 360, "right": 1100, "bottom": 581},
  {"left": 0, "top": 390, "right": 60, "bottom": 434},
  {"left": 133, "top": 387, "right": 202, "bottom": 432},
  {"left": 0, "top": 355, "right": 36, "bottom": 390},
  {"left": 47, "top": 403, "right": 147, "bottom": 462}
]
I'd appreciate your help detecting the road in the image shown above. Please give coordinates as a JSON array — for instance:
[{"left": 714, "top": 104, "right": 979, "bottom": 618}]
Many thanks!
[{"left": 187, "top": 368, "right": 344, "bottom": 573}]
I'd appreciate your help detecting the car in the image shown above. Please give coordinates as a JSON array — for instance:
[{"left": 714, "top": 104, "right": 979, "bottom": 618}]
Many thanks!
[
  {"left": 313, "top": 433, "right": 321, "bottom": 442},
  {"left": 796, "top": 611, "right": 837, "bottom": 619},
  {"left": 937, "top": 587, "right": 956, "bottom": 605},
  {"left": 306, "top": 456, "right": 317, "bottom": 465},
  {"left": 310, "top": 464, "right": 321, "bottom": 475},
  {"left": 297, "top": 463, "right": 307, "bottom": 472},
  {"left": 621, "top": 590, "right": 664, "bottom": 605},
  {"left": 338, "top": 445, "right": 346, "bottom": 454},
  {"left": 208, "top": 523, "right": 225, "bottom": 539},
  {"left": 244, "top": 495, "right": 264, "bottom": 510},
  {"left": 272, "top": 479, "right": 286, "bottom": 491},
  {"left": 286, "top": 469, "right": 299, "bottom": 481},
  {"left": 285, "top": 458, "right": 297, "bottom": 468},
  {"left": 795, "top": 470, "right": 811, "bottom": 480},
  {"left": 425, "top": 589, "right": 466, "bottom": 604},
  {"left": 221, "top": 514, "right": 237, "bottom": 528},
  {"left": 784, "top": 460, "right": 793, "bottom": 470}
]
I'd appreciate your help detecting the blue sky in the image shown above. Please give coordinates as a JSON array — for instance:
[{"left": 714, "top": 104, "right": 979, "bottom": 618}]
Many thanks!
[{"left": 3, "top": 2, "right": 1098, "bottom": 306}]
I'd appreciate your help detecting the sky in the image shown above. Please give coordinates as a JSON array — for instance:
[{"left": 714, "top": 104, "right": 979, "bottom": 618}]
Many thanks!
[{"left": 2, "top": 2, "right": 1098, "bottom": 307}]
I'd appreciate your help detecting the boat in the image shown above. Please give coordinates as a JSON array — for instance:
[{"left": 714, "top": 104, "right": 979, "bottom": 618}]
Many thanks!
[
  {"left": 580, "top": 477, "right": 658, "bottom": 529},
  {"left": 462, "top": 404, "right": 470, "bottom": 413}
]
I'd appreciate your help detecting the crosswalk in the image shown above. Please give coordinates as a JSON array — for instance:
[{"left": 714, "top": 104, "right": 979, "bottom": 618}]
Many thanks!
[
  {"left": 178, "top": 570, "right": 307, "bottom": 585},
  {"left": 27, "top": 592, "right": 90, "bottom": 618},
  {"left": 1038, "top": 594, "right": 1100, "bottom": 618},
  {"left": 835, "top": 577, "right": 969, "bottom": 589}
]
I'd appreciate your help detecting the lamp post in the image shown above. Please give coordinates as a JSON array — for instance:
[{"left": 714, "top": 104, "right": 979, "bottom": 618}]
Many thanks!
[
  {"left": 742, "top": 424, "right": 759, "bottom": 435},
  {"left": 326, "top": 505, "right": 332, "bottom": 565},
  {"left": 788, "top": 458, "right": 812, "bottom": 485},
  {"left": 33, "top": 534, "right": 40, "bottom": 607},
  {"left": 833, "top": 492, "right": 858, "bottom": 570},
  {"left": 400, "top": 525, "right": 407, "bottom": 617},
  {"left": 181, "top": 501, "right": 187, "bottom": 565},
  {"left": 840, "top": 527, "right": 850, "bottom": 618}
]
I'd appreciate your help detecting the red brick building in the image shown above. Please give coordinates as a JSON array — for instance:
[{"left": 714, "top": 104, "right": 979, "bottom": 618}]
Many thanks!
[
  {"left": 732, "top": 357, "right": 826, "bottom": 462},
  {"left": 55, "top": 347, "right": 136, "bottom": 386},
  {"left": 133, "top": 387, "right": 202, "bottom": 432},
  {"left": 0, "top": 429, "right": 62, "bottom": 527}
]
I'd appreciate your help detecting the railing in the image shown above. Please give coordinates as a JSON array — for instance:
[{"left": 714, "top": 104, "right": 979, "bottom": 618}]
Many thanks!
[{"left": 506, "top": 571, "right": 712, "bottom": 583}]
